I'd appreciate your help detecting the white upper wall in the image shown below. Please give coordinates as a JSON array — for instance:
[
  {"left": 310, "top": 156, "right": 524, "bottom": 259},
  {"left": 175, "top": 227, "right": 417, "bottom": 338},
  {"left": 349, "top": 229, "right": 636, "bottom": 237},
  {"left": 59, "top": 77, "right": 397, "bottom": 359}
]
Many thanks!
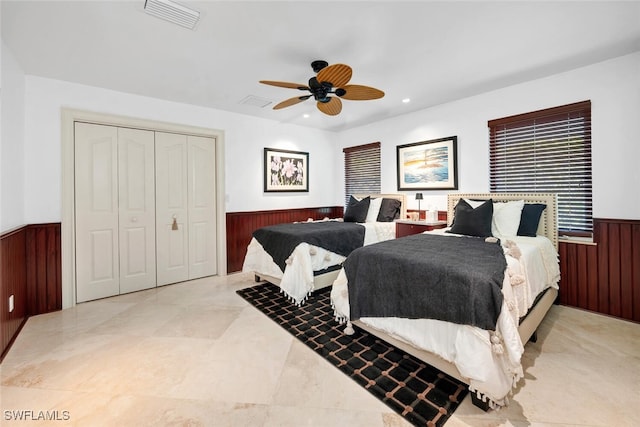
[
  {"left": 1, "top": 40, "right": 26, "bottom": 231},
  {"left": 21, "top": 76, "right": 338, "bottom": 225},
  {"left": 336, "top": 52, "right": 640, "bottom": 220},
  {"left": 7, "top": 50, "right": 640, "bottom": 229}
]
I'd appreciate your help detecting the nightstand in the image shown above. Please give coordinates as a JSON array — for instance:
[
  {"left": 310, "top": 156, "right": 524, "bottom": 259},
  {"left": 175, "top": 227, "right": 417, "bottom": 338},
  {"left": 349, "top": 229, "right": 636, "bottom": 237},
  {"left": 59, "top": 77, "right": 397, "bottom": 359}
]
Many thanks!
[{"left": 395, "top": 220, "right": 447, "bottom": 237}]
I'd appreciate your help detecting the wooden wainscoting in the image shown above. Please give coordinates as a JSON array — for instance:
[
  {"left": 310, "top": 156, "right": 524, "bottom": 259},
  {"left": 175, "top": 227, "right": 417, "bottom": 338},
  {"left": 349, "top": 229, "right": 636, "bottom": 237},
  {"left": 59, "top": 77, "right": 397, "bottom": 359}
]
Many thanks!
[
  {"left": 558, "top": 240, "right": 599, "bottom": 311},
  {"left": 1, "top": 223, "right": 62, "bottom": 360},
  {"left": 26, "top": 224, "right": 62, "bottom": 315},
  {"left": 559, "top": 218, "right": 639, "bottom": 322},
  {"left": 594, "top": 218, "right": 640, "bottom": 321},
  {"left": 226, "top": 206, "right": 344, "bottom": 273},
  {"left": 1, "top": 227, "right": 28, "bottom": 360}
]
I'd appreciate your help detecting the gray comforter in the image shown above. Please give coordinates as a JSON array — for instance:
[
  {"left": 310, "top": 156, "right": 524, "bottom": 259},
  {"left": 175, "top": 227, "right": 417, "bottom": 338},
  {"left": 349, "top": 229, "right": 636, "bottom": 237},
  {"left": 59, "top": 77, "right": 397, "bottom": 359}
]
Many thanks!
[
  {"left": 345, "top": 233, "right": 507, "bottom": 331},
  {"left": 253, "top": 221, "right": 366, "bottom": 272}
]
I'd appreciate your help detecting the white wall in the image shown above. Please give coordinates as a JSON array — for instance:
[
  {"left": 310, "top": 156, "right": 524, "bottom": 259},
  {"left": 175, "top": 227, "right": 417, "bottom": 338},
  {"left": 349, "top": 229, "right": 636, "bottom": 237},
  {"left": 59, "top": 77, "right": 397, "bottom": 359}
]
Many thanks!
[
  {"left": 15, "top": 51, "right": 640, "bottom": 227},
  {"left": 22, "top": 76, "right": 339, "bottom": 224},
  {"left": 0, "top": 40, "right": 26, "bottom": 232},
  {"left": 336, "top": 52, "right": 640, "bottom": 220}
]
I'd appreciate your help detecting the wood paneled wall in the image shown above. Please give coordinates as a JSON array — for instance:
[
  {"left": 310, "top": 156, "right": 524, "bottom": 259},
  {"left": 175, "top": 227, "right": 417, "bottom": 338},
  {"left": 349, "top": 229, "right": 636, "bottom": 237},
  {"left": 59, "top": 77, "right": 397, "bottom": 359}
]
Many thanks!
[
  {"left": 26, "top": 224, "right": 62, "bottom": 315},
  {"left": 226, "top": 206, "right": 344, "bottom": 273},
  {"left": 1, "top": 223, "right": 62, "bottom": 360},
  {"left": 559, "top": 218, "right": 639, "bottom": 322},
  {"left": 594, "top": 218, "right": 639, "bottom": 321},
  {"left": 1, "top": 227, "right": 27, "bottom": 360},
  {"left": 558, "top": 241, "right": 599, "bottom": 310}
]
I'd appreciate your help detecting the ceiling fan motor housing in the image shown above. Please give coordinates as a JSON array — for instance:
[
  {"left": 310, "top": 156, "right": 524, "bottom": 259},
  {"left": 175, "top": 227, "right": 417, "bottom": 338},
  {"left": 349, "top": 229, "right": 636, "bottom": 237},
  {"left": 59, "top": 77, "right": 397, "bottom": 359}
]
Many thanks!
[{"left": 308, "top": 77, "right": 333, "bottom": 102}]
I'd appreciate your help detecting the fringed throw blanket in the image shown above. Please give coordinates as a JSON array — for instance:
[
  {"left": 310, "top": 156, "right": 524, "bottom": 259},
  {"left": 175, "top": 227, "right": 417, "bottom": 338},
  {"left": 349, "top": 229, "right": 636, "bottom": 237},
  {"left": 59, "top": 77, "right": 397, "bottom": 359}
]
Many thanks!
[
  {"left": 253, "top": 222, "right": 366, "bottom": 272},
  {"left": 345, "top": 233, "right": 507, "bottom": 331}
]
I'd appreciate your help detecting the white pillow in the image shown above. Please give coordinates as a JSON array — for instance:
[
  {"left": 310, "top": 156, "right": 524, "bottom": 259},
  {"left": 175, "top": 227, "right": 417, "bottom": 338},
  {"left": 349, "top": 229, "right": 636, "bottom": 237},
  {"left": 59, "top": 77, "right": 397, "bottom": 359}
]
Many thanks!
[
  {"left": 464, "top": 198, "right": 486, "bottom": 209},
  {"left": 365, "top": 197, "right": 383, "bottom": 222},
  {"left": 492, "top": 200, "right": 525, "bottom": 237}
]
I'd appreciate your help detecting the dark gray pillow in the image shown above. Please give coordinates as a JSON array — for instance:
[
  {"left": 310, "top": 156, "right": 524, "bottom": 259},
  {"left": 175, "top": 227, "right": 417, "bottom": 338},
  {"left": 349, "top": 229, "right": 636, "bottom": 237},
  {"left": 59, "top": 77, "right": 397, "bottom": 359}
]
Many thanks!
[
  {"left": 517, "top": 203, "right": 546, "bottom": 237},
  {"left": 377, "top": 198, "right": 401, "bottom": 222},
  {"left": 344, "top": 196, "right": 370, "bottom": 223},
  {"left": 447, "top": 199, "right": 494, "bottom": 237}
]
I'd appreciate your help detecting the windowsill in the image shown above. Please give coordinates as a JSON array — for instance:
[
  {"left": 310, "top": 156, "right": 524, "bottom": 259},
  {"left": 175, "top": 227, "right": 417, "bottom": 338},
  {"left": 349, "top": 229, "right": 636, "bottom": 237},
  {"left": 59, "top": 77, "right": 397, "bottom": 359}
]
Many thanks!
[{"left": 558, "top": 235, "right": 596, "bottom": 246}]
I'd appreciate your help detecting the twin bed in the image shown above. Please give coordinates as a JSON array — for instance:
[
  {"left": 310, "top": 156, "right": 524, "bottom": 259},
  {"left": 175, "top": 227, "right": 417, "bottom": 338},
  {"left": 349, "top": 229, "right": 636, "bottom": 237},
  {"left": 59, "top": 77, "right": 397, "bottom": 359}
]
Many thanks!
[
  {"left": 242, "top": 194, "right": 406, "bottom": 304},
  {"left": 332, "top": 192, "right": 560, "bottom": 409},
  {"left": 242, "top": 192, "right": 560, "bottom": 410}
]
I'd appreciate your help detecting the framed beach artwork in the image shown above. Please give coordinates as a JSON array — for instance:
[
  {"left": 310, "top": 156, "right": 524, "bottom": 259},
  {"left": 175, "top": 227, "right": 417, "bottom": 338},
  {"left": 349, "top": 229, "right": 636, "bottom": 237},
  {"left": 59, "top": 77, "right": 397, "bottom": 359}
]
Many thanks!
[
  {"left": 264, "top": 148, "right": 309, "bottom": 192},
  {"left": 396, "top": 136, "right": 458, "bottom": 190}
]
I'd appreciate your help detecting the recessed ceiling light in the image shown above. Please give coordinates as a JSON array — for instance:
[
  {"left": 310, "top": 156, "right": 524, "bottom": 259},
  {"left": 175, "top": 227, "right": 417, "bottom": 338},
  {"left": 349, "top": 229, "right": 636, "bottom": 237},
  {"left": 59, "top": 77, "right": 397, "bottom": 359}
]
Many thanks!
[
  {"left": 144, "top": 0, "right": 200, "bottom": 29},
  {"left": 303, "top": 114, "right": 310, "bottom": 118},
  {"left": 402, "top": 98, "right": 411, "bottom": 103}
]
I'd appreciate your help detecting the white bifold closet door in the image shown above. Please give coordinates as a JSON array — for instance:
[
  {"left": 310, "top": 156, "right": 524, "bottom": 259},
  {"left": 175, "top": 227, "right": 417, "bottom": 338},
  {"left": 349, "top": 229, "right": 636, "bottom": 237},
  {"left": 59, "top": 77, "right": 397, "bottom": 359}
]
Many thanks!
[
  {"left": 75, "top": 123, "right": 156, "bottom": 303},
  {"left": 155, "top": 132, "right": 217, "bottom": 286}
]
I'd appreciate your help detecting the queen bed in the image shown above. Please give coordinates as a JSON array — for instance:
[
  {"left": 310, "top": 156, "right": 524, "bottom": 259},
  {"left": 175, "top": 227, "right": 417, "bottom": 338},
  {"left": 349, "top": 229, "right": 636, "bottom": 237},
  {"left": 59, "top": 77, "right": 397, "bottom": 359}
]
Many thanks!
[
  {"left": 330, "top": 192, "right": 560, "bottom": 409},
  {"left": 242, "top": 194, "right": 406, "bottom": 305}
]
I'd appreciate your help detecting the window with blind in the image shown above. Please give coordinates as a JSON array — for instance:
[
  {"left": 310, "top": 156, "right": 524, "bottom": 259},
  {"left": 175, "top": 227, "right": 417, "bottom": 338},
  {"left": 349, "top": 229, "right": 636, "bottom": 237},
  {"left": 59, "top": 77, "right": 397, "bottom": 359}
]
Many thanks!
[
  {"left": 489, "top": 100, "right": 592, "bottom": 235},
  {"left": 343, "top": 142, "right": 381, "bottom": 206}
]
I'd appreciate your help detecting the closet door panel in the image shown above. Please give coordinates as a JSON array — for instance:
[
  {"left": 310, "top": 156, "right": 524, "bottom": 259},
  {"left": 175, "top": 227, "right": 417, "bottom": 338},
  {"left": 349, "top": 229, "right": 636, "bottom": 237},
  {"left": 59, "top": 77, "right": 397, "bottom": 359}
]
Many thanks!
[
  {"left": 118, "top": 128, "right": 157, "bottom": 293},
  {"left": 188, "top": 136, "right": 217, "bottom": 279},
  {"left": 156, "top": 132, "right": 189, "bottom": 286},
  {"left": 75, "top": 122, "right": 120, "bottom": 302}
]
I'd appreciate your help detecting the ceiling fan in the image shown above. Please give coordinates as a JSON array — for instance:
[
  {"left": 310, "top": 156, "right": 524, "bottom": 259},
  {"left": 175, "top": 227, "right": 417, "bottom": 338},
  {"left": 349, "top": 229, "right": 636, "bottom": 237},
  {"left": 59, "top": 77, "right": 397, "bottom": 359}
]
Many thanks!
[{"left": 259, "top": 60, "right": 385, "bottom": 116}]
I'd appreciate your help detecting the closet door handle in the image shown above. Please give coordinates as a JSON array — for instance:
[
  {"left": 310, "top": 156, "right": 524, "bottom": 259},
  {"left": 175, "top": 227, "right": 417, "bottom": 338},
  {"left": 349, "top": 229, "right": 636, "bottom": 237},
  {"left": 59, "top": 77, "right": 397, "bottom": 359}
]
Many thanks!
[{"left": 171, "top": 215, "right": 179, "bottom": 230}]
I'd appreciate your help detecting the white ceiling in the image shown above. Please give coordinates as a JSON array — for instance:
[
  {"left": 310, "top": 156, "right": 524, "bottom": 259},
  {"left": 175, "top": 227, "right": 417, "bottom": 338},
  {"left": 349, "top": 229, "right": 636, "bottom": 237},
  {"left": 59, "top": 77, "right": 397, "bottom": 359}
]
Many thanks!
[{"left": 2, "top": 1, "right": 640, "bottom": 132}]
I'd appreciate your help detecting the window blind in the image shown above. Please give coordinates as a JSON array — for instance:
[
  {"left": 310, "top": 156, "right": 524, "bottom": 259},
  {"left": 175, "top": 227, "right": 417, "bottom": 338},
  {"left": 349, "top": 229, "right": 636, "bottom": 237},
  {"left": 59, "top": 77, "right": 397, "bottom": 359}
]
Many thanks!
[
  {"left": 489, "top": 100, "right": 592, "bottom": 235},
  {"left": 343, "top": 142, "right": 381, "bottom": 206}
]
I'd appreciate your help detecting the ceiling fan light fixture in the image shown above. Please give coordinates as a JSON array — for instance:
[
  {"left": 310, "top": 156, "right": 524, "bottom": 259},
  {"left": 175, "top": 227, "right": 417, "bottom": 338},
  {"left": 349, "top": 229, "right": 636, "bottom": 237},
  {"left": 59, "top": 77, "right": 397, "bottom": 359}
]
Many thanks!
[{"left": 144, "top": 0, "right": 200, "bottom": 29}]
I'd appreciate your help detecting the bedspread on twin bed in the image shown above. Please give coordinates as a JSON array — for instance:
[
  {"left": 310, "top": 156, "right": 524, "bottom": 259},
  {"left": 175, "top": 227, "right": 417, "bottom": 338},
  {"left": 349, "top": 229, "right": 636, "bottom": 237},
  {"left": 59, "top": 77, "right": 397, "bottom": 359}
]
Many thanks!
[
  {"left": 345, "top": 233, "right": 506, "bottom": 330},
  {"left": 253, "top": 221, "right": 365, "bottom": 271}
]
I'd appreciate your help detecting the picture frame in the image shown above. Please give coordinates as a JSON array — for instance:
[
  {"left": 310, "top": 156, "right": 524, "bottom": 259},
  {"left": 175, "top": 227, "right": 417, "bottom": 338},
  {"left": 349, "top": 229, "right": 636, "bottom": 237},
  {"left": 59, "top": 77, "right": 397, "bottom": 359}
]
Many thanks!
[
  {"left": 396, "top": 136, "right": 458, "bottom": 190},
  {"left": 264, "top": 147, "right": 309, "bottom": 192}
]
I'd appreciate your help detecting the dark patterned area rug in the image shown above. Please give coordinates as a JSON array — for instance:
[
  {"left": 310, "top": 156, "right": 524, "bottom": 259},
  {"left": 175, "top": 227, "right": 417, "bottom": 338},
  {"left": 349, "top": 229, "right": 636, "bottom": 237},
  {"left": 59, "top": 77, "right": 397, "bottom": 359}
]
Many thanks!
[{"left": 237, "top": 282, "right": 468, "bottom": 427}]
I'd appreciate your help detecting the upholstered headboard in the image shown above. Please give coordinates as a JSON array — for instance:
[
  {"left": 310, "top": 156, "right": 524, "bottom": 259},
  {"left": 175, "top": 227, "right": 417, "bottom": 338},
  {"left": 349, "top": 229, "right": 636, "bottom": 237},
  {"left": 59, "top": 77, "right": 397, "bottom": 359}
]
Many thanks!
[
  {"left": 353, "top": 193, "right": 407, "bottom": 221},
  {"left": 447, "top": 193, "right": 558, "bottom": 249}
]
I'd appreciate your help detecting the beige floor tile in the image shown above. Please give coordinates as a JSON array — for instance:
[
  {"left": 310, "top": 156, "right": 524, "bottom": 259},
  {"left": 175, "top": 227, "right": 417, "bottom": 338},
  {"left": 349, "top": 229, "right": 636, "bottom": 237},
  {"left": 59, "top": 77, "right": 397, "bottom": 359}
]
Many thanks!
[{"left": 2, "top": 273, "right": 639, "bottom": 427}]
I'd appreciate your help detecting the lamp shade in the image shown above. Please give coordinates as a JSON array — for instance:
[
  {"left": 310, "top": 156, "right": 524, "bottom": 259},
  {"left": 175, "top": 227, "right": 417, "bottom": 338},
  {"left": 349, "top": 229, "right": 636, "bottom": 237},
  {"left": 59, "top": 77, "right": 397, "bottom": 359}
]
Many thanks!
[{"left": 415, "top": 193, "right": 423, "bottom": 200}]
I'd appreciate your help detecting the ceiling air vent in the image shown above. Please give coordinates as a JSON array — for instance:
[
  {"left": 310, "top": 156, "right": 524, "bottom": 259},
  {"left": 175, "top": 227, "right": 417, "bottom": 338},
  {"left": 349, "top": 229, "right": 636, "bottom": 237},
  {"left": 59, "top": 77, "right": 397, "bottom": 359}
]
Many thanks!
[{"left": 144, "top": 0, "right": 200, "bottom": 30}]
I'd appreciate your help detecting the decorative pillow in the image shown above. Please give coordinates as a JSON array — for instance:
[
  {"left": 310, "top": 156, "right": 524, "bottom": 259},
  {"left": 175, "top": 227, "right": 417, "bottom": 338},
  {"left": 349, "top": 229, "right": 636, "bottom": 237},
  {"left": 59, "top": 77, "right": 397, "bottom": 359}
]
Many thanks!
[
  {"left": 518, "top": 203, "right": 547, "bottom": 237},
  {"left": 492, "top": 200, "right": 525, "bottom": 237},
  {"left": 377, "top": 198, "right": 402, "bottom": 222},
  {"left": 365, "top": 197, "right": 383, "bottom": 222},
  {"left": 447, "top": 199, "right": 494, "bottom": 237},
  {"left": 344, "top": 196, "right": 370, "bottom": 223}
]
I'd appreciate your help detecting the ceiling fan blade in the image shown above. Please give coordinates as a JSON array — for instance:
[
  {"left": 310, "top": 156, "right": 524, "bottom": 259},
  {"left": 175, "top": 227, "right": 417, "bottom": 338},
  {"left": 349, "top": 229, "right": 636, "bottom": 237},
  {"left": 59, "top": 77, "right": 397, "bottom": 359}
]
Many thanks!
[
  {"left": 273, "top": 96, "right": 310, "bottom": 110},
  {"left": 260, "top": 80, "right": 310, "bottom": 90},
  {"left": 338, "top": 84, "right": 385, "bottom": 100},
  {"left": 316, "top": 64, "right": 352, "bottom": 88},
  {"left": 317, "top": 97, "right": 342, "bottom": 116}
]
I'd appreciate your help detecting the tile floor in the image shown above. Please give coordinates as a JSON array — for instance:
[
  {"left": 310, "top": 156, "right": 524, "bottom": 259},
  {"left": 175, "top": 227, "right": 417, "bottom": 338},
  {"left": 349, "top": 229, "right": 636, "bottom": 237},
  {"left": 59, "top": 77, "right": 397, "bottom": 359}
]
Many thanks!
[{"left": 1, "top": 272, "right": 639, "bottom": 426}]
